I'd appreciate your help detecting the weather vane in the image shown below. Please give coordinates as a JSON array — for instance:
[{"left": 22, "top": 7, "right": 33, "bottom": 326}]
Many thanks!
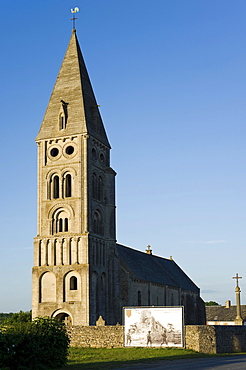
[{"left": 71, "top": 7, "right": 79, "bottom": 29}]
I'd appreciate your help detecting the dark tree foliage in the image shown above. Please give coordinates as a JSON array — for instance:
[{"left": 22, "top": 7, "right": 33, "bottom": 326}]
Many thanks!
[
  {"left": 205, "top": 301, "right": 221, "bottom": 306},
  {"left": 0, "top": 317, "right": 70, "bottom": 370},
  {"left": 0, "top": 312, "right": 13, "bottom": 323},
  {"left": 0, "top": 310, "right": 32, "bottom": 324}
]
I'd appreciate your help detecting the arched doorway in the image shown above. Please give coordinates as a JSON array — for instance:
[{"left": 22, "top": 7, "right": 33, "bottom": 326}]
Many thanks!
[{"left": 52, "top": 310, "right": 72, "bottom": 326}]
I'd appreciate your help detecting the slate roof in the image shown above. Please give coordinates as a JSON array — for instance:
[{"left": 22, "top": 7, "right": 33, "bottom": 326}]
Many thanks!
[
  {"left": 206, "top": 305, "right": 246, "bottom": 321},
  {"left": 116, "top": 244, "right": 199, "bottom": 293}
]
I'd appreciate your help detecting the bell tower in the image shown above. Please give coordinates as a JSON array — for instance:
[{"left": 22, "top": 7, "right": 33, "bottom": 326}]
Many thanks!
[{"left": 32, "top": 29, "right": 119, "bottom": 325}]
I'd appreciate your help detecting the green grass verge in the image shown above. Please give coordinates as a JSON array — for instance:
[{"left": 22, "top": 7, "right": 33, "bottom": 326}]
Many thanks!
[{"left": 60, "top": 347, "right": 210, "bottom": 369}]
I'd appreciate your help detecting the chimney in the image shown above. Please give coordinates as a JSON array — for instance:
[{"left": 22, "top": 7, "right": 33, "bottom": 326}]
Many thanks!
[{"left": 225, "top": 300, "right": 231, "bottom": 308}]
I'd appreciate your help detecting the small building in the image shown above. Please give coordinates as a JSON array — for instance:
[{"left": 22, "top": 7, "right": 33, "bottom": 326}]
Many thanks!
[{"left": 206, "top": 301, "right": 246, "bottom": 325}]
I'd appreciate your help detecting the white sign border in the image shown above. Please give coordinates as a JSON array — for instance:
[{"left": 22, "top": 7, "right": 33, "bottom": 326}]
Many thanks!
[{"left": 123, "top": 306, "right": 184, "bottom": 348}]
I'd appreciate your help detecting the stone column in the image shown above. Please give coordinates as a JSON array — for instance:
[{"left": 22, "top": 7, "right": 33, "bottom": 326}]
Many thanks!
[
  {"left": 235, "top": 285, "right": 243, "bottom": 325},
  {"left": 33, "top": 239, "right": 40, "bottom": 266},
  {"left": 63, "top": 238, "right": 69, "bottom": 265},
  {"left": 56, "top": 239, "right": 62, "bottom": 265},
  {"left": 233, "top": 273, "right": 243, "bottom": 325},
  {"left": 71, "top": 237, "right": 78, "bottom": 264},
  {"left": 41, "top": 239, "right": 47, "bottom": 266}
]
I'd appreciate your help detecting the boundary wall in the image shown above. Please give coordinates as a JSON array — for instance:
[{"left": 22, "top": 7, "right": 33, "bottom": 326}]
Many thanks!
[
  {"left": 67, "top": 325, "right": 124, "bottom": 348},
  {"left": 67, "top": 325, "right": 246, "bottom": 353},
  {"left": 185, "top": 325, "right": 246, "bottom": 353}
]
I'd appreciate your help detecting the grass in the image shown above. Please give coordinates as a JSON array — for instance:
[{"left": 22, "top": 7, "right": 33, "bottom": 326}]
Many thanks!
[{"left": 59, "top": 347, "right": 211, "bottom": 369}]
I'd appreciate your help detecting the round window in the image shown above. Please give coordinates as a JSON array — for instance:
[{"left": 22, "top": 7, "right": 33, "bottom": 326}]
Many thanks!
[
  {"left": 65, "top": 146, "right": 74, "bottom": 155},
  {"left": 50, "top": 148, "right": 59, "bottom": 157}
]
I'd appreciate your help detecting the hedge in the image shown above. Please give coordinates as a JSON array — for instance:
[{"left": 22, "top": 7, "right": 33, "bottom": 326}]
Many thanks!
[{"left": 0, "top": 317, "right": 70, "bottom": 370}]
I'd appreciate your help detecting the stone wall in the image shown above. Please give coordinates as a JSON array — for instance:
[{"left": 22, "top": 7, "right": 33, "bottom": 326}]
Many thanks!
[
  {"left": 185, "top": 325, "right": 217, "bottom": 353},
  {"left": 67, "top": 325, "right": 246, "bottom": 353},
  {"left": 185, "top": 325, "right": 246, "bottom": 353},
  {"left": 67, "top": 325, "right": 124, "bottom": 348}
]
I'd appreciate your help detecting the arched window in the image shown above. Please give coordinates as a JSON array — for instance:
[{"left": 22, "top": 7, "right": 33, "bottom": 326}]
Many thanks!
[
  {"left": 52, "top": 210, "right": 69, "bottom": 234},
  {"left": 64, "top": 271, "right": 80, "bottom": 302},
  {"left": 40, "top": 272, "right": 56, "bottom": 303},
  {"left": 53, "top": 176, "right": 59, "bottom": 199},
  {"left": 91, "top": 272, "right": 99, "bottom": 324},
  {"left": 100, "top": 273, "right": 106, "bottom": 319},
  {"left": 70, "top": 276, "right": 77, "bottom": 290},
  {"left": 93, "top": 210, "right": 103, "bottom": 235},
  {"left": 92, "top": 148, "right": 97, "bottom": 160},
  {"left": 59, "top": 218, "right": 63, "bottom": 232},
  {"left": 59, "top": 113, "right": 65, "bottom": 130},
  {"left": 101, "top": 273, "right": 106, "bottom": 291},
  {"left": 64, "top": 218, "right": 68, "bottom": 232},
  {"left": 138, "top": 291, "right": 142, "bottom": 306},
  {"left": 92, "top": 173, "right": 97, "bottom": 199},
  {"left": 96, "top": 239, "right": 99, "bottom": 266},
  {"left": 92, "top": 174, "right": 103, "bottom": 201},
  {"left": 65, "top": 174, "right": 72, "bottom": 197},
  {"left": 102, "top": 241, "right": 105, "bottom": 266},
  {"left": 93, "top": 212, "right": 100, "bottom": 234},
  {"left": 98, "top": 176, "right": 103, "bottom": 201}
]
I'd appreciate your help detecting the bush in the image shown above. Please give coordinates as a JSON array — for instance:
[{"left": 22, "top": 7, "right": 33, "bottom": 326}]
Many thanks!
[{"left": 0, "top": 317, "right": 70, "bottom": 370}]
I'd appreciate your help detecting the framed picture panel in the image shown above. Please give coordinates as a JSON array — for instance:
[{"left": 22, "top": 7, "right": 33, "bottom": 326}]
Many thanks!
[{"left": 123, "top": 306, "right": 184, "bottom": 347}]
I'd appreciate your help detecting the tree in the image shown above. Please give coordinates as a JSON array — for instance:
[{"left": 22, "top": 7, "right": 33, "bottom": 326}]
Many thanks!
[
  {"left": 205, "top": 301, "right": 221, "bottom": 306},
  {"left": 0, "top": 312, "right": 13, "bottom": 323},
  {"left": 2, "top": 310, "right": 32, "bottom": 324}
]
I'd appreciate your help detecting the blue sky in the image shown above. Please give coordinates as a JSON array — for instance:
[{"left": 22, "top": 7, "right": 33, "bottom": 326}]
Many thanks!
[{"left": 0, "top": 0, "right": 246, "bottom": 312}]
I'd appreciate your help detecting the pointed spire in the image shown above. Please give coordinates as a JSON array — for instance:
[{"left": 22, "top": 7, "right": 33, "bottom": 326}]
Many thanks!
[{"left": 37, "top": 30, "right": 110, "bottom": 147}]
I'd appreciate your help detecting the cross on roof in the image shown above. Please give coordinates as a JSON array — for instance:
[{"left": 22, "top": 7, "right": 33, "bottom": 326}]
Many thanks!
[
  {"left": 71, "top": 16, "right": 78, "bottom": 29},
  {"left": 146, "top": 245, "right": 152, "bottom": 255},
  {"left": 233, "top": 273, "right": 242, "bottom": 287},
  {"left": 71, "top": 7, "right": 79, "bottom": 29}
]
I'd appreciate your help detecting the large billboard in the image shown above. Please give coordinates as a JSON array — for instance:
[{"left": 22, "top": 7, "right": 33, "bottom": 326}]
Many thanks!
[{"left": 123, "top": 307, "right": 184, "bottom": 347}]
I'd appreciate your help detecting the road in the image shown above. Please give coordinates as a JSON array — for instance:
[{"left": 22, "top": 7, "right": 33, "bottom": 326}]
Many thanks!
[{"left": 111, "top": 355, "right": 246, "bottom": 369}]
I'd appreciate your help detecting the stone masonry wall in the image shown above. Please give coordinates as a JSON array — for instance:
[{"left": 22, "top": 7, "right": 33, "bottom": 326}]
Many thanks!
[
  {"left": 67, "top": 325, "right": 124, "bottom": 348},
  {"left": 185, "top": 325, "right": 246, "bottom": 353},
  {"left": 68, "top": 325, "right": 246, "bottom": 353},
  {"left": 185, "top": 325, "right": 216, "bottom": 353}
]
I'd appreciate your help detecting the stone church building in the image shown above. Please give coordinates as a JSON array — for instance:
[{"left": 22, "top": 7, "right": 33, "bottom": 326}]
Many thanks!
[{"left": 32, "top": 29, "right": 205, "bottom": 326}]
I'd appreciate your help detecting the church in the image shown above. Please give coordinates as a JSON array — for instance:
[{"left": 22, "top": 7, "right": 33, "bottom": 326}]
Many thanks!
[{"left": 32, "top": 29, "right": 206, "bottom": 326}]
